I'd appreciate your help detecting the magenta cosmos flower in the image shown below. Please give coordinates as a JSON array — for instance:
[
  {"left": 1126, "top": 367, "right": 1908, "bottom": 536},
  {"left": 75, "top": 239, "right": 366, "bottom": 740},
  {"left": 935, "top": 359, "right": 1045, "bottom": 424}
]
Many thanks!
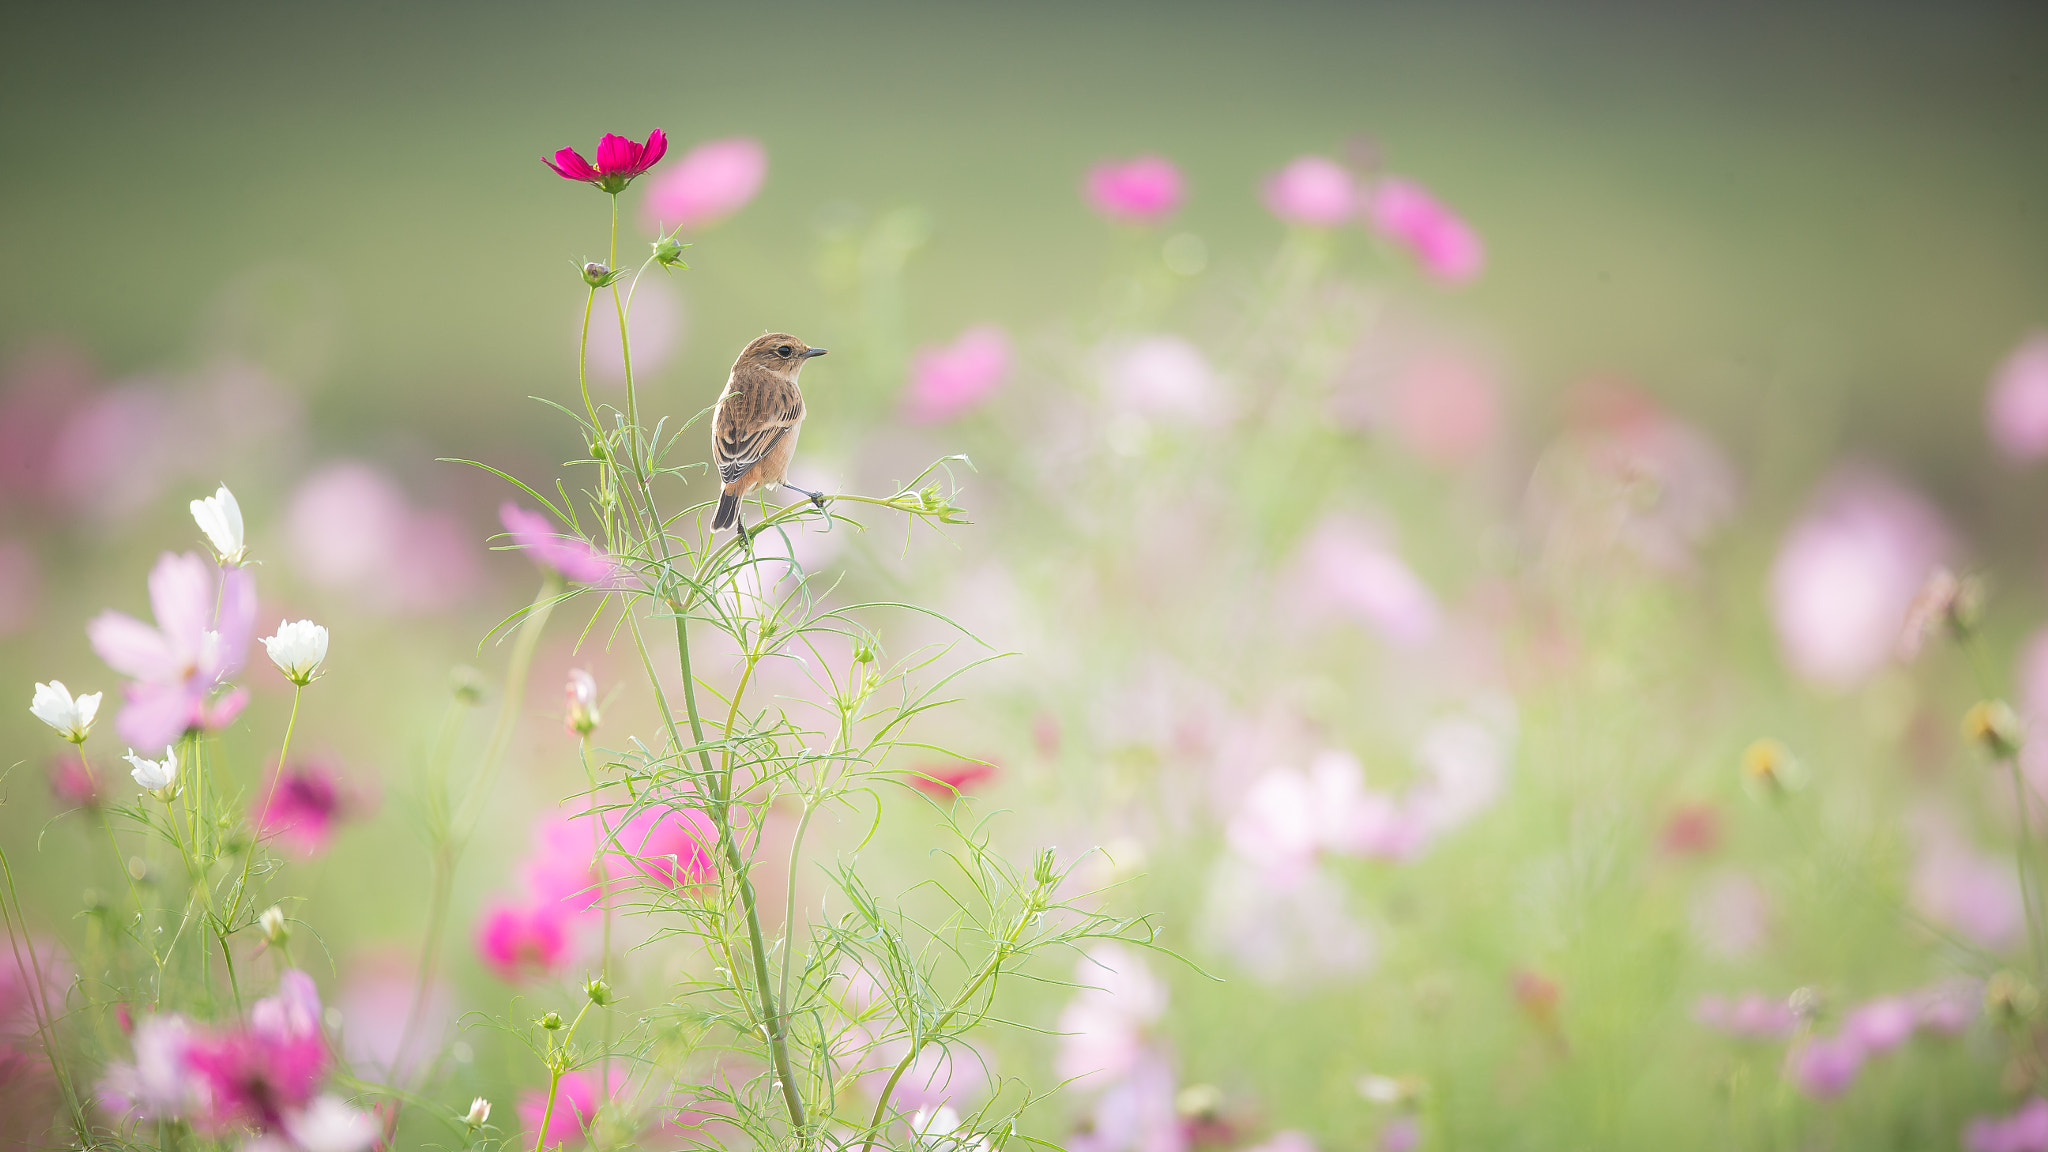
[
  {"left": 543, "top": 129, "right": 668, "bottom": 193},
  {"left": 1367, "top": 177, "right": 1486, "bottom": 284},
  {"left": 254, "top": 760, "right": 361, "bottom": 859},
  {"left": 1263, "top": 156, "right": 1356, "bottom": 227},
  {"left": 174, "top": 970, "right": 376, "bottom": 1145},
  {"left": 518, "top": 1069, "right": 613, "bottom": 1150},
  {"left": 909, "top": 760, "right": 999, "bottom": 799},
  {"left": 500, "top": 503, "right": 616, "bottom": 585},
  {"left": 475, "top": 898, "right": 577, "bottom": 983},
  {"left": 606, "top": 802, "right": 717, "bottom": 889},
  {"left": 642, "top": 136, "right": 768, "bottom": 230},
  {"left": 1084, "top": 155, "right": 1184, "bottom": 224},
  {"left": 904, "top": 325, "right": 1012, "bottom": 424},
  {"left": 88, "top": 551, "right": 256, "bottom": 749}
]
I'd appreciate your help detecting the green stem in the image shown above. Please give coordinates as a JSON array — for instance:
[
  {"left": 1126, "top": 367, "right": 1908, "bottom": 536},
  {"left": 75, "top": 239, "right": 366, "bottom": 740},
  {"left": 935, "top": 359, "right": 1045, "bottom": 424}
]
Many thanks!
[
  {"left": 533, "top": 1073, "right": 563, "bottom": 1152},
  {"left": 0, "top": 848, "right": 92, "bottom": 1142}
]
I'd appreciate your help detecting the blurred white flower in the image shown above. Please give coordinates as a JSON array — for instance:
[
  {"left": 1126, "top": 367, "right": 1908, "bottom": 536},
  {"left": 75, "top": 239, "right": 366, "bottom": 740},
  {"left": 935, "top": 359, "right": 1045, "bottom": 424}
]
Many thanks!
[
  {"left": 283, "top": 1094, "right": 380, "bottom": 1152},
  {"left": 124, "top": 746, "right": 178, "bottom": 795},
  {"left": 30, "top": 680, "right": 101, "bottom": 743},
  {"left": 263, "top": 619, "right": 330, "bottom": 685},
  {"left": 910, "top": 1106, "right": 988, "bottom": 1152},
  {"left": 189, "top": 484, "right": 247, "bottom": 566},
  {"left": 464, "top": 1097, "right": 491, "bottom": 1127},
  {"left": 565, "top": 668, "right": 600, "bottom": 737},
  {"left": 259, "top": 905, "right": 289, "bottom": 944},
  {"left": 1097, "top": 335, "right": 1227, "bottom": 426}
]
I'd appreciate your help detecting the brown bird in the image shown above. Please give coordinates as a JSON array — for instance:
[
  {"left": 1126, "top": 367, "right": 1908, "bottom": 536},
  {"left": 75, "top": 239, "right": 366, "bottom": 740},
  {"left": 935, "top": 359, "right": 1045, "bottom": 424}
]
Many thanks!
[{"left": 710, "top": 332, "right": 828, "bottom": 540}]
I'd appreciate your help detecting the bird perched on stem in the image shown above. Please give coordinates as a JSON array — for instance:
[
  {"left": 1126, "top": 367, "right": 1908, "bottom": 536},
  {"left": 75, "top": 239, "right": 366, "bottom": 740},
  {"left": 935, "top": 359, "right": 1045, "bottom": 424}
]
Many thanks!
[{"left": 711, "top": 332, "right": 828, "bottom": 542}]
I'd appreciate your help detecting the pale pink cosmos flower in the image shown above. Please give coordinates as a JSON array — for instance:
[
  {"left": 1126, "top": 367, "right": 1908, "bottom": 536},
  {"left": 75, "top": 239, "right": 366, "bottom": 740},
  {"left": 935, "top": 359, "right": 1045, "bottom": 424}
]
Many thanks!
[
  {"left": 1366, "top": 177, "right": 1485, "bottom": 283},
  {"left": 49, "top": 382, "right": 183, "bottom": 520},
  {"left": 1055, "top": 944, "right": 1167, "bottom": 1086},
  {"left": 500, "top": 503, "right": 616, "bottom": 585},
  {"left": 0, "top": 538, "right": 37, "bottom": 637},
  {"left": 1084, "top": 156, "right": 1184, "bottom": 224},
  {"left": 641, "top": 136, "right": 767, "bottom": 231},
  {"left": 1096, "top": 336, "right": 1227, "bottom": 427},
  {"left": 1986, "top": 333, "right": 2048, "bottom": 463},
  {"left": 288, "top": 462, "right": 480, "bottom": 612},
  {"left": 1965, "top": 1097, "right": 2048, "bottom": 1152},
  {"left": 585, "top": 273, "right": 685, "bottom": 386},
  {"left": 1769, "top": 471, "right": 1949, "bottom": 687},
  {"left": 1262, "top": 156, "right": 1355, "bottom": 226},
  {"left": 1201, "top": 860, "right": 1374, "bottom": 985},
  {"left": 523, "top": 812, "right": 603, "bottom": 914},
  {"left": 339, "top": 950, "right": 452, "bottom": 1084},
  {"left": 518, "top": 1068, "right": 608, "bottom": 1149},
  {"left": 1690, "top": 872, "right": 1773, "bottom": 960},
  {"left": 1385, "top": 348, "right": 1500, "bottom": 465},
  {"left": 1694, "top": 991, "right": 1797, "bottom": 1040},
  {"left": 1910, "top": 812, "right": 2024, "bottom": 950},
  {"left": 905, "top": 325, "right": 1012, "bottom": 424},
  {"left": 1845, "top": 996, "right": 1917, "bottom": 1054},
  {"left": 97, "top": 1014, "right": 198, "bottom": 1122},
  {"left": 88, "top": 551, "right": 255, "bottom": 749},
  {"left": 1065, "top": 1050, "right": 1187, "bottom": 1152},
  {"left": 1379, "top": 1116, "right": 1421, "bottom": 1152},
  {"left": 1787, "top": 1033, "right": 1864, "bottom": 1098},
  {"left": 1288, "top": 515, "right": 1439, "bottom": 647},
  {"left": 254, "top": 760, "right": 362, "bottom": 859}
]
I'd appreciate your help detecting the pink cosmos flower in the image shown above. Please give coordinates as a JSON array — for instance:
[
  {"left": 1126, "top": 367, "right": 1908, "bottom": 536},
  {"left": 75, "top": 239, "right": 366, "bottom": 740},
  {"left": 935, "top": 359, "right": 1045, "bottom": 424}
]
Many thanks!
[
  {"left": 0, "top": 937, "right": 67, "bottom": 1114},
  {"left": 1787, "top": 1033, "right": 1864, "bottom": 1098},
  {"left": 88, "top": 551, "right": 256, "bottom": 749},
  {"left": 1845, "top": 996, "right": 1916, "bottom": 1054},
  {"left": 544, "top": 129, "right": 668, "bottom": 193},
  {"left": 1966, "top": 1097, "right": 2048, "bottom": 1152},
  {"left": 1065, "top": 1049, "right": 1186, "bottom": 1152},
  {"left": 519, "top": 1069, "right": 607, "bottom": 1149},
  {"left": 1084, "top": 156, "right": 1184, "bottom": 224},
  {"left": 1986, "top": 332, "right": 2048, "bottom": 463},
  {"left": 909, "top": 761, "right": 999, "bottom": 799},
  {"left": 1262, "top": 156, "right": 1355, "bottom": 227},
  {"left": 1385, "top": 348, "right": 1500, "bottom": 464},
  {"left": 1379, "top": 1116, "right": 1420, "bottom": 1152},
  {"left": 1694, "top": 991, "right": 1797, "bottom": 1040},
  {"left": 500, "top": 503, "right": 616, "bottom": 585},
  {"left": 605, "top": 802, "right": 717, "bottom": 889},
  {"left": 254, "top": 760, "right": 361, "bottom": 858},
  {"left": 340, "top": 951, "right": 452, "bottom": 1083},
  {"left": 1914, "top": 977, "right": 1981, "bottom": 1036},
  {"left": 1056, "top": 944, "right": 1167, "bottom": 1086},
  {"left": 1910, "top": 818, "right": 2023, "bottom": 950},
  {"left": 524, "top": 812, "right": 603, "bottom": 914},
  {"left": 288, "top": 463, "right": 479, "bottom": 614},
  {"left": 1769, "top": 471, "right": 1949, "bottom": 687},
  {"left": 179, "top": 970, "right": 349, "bottom": 1136},
  {"left": 905, "top": 325, "right": 1012, "bottom": 424},
  {"left": 475, "top": 898, "right": 576, "bottom": 983},
  {"left": 1366, "top": 177, "right": 1485, "bottom": 283},
  {"left": 48, "top": 754, "right": 103, "bottom": 811},
  {"left": 642, "top": 136, "right": 767, "bottom": 230},
  {"left": 1288, "top": 515, "right": 1439, "bottom": 647}
]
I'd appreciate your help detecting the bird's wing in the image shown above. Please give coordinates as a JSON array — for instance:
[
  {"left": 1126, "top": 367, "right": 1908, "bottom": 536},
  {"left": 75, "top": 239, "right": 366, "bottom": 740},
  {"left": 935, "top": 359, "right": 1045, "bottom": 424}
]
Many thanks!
[{"left": 714, "top": 384, "right": 804, "bottom": 485}]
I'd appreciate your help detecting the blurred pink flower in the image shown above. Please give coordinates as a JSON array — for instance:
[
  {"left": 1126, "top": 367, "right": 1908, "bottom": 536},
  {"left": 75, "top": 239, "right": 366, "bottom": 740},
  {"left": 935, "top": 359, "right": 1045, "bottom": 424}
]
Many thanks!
[
  {"left": 1845, "top": 997, "right": 1916, "bottom": 1054},
  {"left": 606, "top": 802, "right": 717, "bottom": 889},
  {"left": 1065, "top": 1050, "right": 1186, "bottom": 1152},
  {"left": 544, "top": 129, "right": 667, "bottom": 192},
  {"left": 909, "top": 760, "right": 999, "bottom": 799},
  {"left": 0, "top": 538, "right": 40, "bottom": 638},
  {"left": 1694, "top": 991, "right": 1797, "bottom": 1040},
  {"left": 88, "top": 551, "right": 256, "bottom": 749},
  {"left": 48, "top": 753, "right": 103, "bottom": 811},
  {"left": 1379, "top": 1116, "right": 1420, "bottom": 1152},
  {"left": 1386, "top": 348, "right": 1500, "bottom": 464},
  {"left": 475, "top": 898, "right": 576, "bottom": 983},
  {"left": 1262, "top": 156, "right": 1354, "bottom": 227},
  {"left": 1085, "top": 156, "right": 1184, "bottom": 224},
  {"left": 180, "top": 970, "right": 338, "bottom": 1134},
  {"left": 642, "top": 137, "right": 767, "bottom": 230},
  {"left": 586, "top": 273, "right": 685, "bottom": 386},
  {"left": 1245, "top": 1131, "right": 1317, "bottom": 1152},
  {"left": 97, "top": 1013, "right": 196, "bottom": 1122},
  {"left": 1986, "top": 333, "right": 2048, "bottom": 463},
  {"left": 1913, "top": 977, "right": 1980, "bottom": 1036},
  {"left": 1769, "top": 472, "right": 1949, "bottom": 687},
  {"left": 1097, "top": 336, "right": 1226, "bottom": 426},
  {"left": 1691, "top": 872, "right": 1772, "bottom": 959},
  {"left": 524, "top": 812, "right": 603, "bottom": 914},
  {"left": 0, "top": 937, "right": 68, "bottom": 1111},
  {"left": 340, "top": 951, "right": 451, "bottom": 1083},
  {"left": 1056, "top": 944, "right": 1166, "bottom": 1086},
  {"left": 518, "top": 1068, "right": 607, "bottom": 1149},
  {"left": 1967, "top": 1097, "right": 2048, "bottom": 1152},
  {"left": 0, "top": 341, "right": 95, "bottom": 508},
  {"left": 1787, "top": 1033, "right": 1864, "bottom": 1098},
  {"left": 891, "top": 1041, "right": 997, "bottom": 1112},
  {"left": 1289, "top": 515, "right": 1439, "bottom": 647},
  {"left": 255, "top": 760, "right": 364, "bottom": 859},
  {"left": 905, "top": 325, "right": 1011, "bottom": 424},
  {"left": 50, "top": 382, "right": 185, "bottom": 520},
  {"left": 288, "top": 462, "right": 480, "bottom": 612},
  {"left": 501, "top": 503, "right": 616, "bottom": 585},
  {"left": 1366, "top": 177, "right": 1485, "bottom": 283},
  {"left": 1911, "top": 814, "right": 2023, "bottom": 950},
  {"left": 1202, "top": 861, "right": 1375, "bottom": 985}
]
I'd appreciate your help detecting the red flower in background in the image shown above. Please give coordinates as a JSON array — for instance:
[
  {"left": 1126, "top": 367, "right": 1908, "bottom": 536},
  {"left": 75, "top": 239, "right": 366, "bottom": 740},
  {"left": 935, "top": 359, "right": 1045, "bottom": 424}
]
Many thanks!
[
  {"left": 909, "top": 761, "right": 999, "bottom": 798},
  {"left": 543, "top": 129, "right": 668, "bottom": 193}
]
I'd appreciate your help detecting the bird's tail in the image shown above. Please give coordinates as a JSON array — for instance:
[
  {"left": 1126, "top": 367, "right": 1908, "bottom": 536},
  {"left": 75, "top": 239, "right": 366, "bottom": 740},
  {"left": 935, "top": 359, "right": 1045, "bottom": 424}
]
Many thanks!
[{"left": 712, "top": 491, "right": 739, "bottom": 530}]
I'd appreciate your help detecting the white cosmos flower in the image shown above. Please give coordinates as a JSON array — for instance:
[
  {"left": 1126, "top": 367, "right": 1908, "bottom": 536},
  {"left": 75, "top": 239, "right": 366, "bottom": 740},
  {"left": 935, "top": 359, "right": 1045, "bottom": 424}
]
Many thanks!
[
  {"left": 30, "top": 681, "right": 102, "bottom": 743},
  {"left": 262, "top": 619, "right": 330, "bottom": 686},
  {"left": 464, "top": 1097, "right": 491, "bottom": 1127},
  {"left": 284, "top": 1094, "right": 380, "bottom": 1152},
  {"left": 124, "top": 746, "right": 179, "bottom": 795},
  {"left": 189, "top": 484, "right": 247, "bottom": 567}
]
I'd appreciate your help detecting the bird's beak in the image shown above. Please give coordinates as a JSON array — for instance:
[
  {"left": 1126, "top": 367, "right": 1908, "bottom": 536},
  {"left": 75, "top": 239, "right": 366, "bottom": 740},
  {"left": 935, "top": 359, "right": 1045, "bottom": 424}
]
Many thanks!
[{"left": 801, "top": 347, "right": 828, "bottom": 358}]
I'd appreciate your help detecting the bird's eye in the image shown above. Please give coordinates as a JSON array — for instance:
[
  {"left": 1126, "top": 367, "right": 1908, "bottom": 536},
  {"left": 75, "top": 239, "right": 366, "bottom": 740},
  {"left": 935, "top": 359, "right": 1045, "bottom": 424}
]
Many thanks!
[{"left": 777, "top": 345, "right": 792, "bottom": 358}]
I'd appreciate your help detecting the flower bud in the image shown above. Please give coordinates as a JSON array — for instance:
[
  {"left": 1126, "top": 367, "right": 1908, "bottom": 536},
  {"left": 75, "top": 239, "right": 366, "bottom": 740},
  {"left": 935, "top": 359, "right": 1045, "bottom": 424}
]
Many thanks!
[
  {"left": 1741, "top": 738, "right": 1806, "bottom": 801},
  {"left": 1987, "top": 970, "right": 2039, "bottom": 1027},
  {"left": 464, "top": 1096, "right": 491, "bottom": 1127},
  {"left": 1964, "top": 700, "right": 2025, "bottom": 760},
  {"left": 565, "top": 669, "right": 601, "bottom": 738},
  {"left": 450, "top": 665, "right": 487, "bottom": 706},
  {"left": 1033, "top": 847, "right": 1058, "bottom": 888},
  {"left": 259, "top": 905, "right": 289, "bottom": 945},
  {"left": 653, "top": 234, "right": 692, "bottom": 269},
  {"left": 585, "top": 977, "right": 615, "bottom": 1006},
  {"left": 581, "top": 261, "right": 622, "bottom": 288},
  {"left": 853, "top": 640, "right": 876, "bottom": 664},
  {"left": 538, "top": 1010, "right": 564, "bottom": 1031}
]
